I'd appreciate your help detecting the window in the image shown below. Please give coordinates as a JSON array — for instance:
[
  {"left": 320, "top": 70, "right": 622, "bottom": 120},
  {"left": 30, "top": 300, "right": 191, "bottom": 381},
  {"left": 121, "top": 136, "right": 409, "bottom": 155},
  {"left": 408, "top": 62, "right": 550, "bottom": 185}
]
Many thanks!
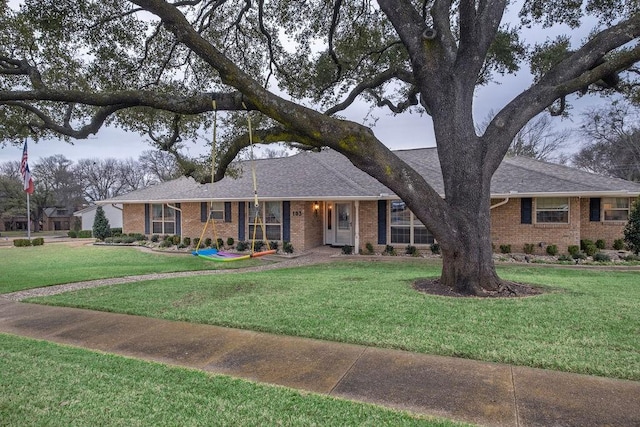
[
  {"left": 248, "top": 201, "right": 282, "bottom": 240},
  {"left": 535, "top": 197, "right": 569, "bottom": 223},
  {"left": 602, "top": 197, "right": 630, "bottom": 221},
  {"left": 389, "top": 201, "right": 434, "bottom": 245},
  {"left": 209, "top": 202, "right": 225, "bottom": 220},
  {"left": 151, "top": 204, "right": 175, "bottom": 234}
]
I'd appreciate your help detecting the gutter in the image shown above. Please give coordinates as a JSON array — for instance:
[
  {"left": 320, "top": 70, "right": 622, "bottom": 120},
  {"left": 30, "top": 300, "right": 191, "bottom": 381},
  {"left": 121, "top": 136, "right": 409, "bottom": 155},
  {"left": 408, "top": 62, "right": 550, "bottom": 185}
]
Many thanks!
[{"left": 490, "top": 198, "right": 509, "bottom": 210}]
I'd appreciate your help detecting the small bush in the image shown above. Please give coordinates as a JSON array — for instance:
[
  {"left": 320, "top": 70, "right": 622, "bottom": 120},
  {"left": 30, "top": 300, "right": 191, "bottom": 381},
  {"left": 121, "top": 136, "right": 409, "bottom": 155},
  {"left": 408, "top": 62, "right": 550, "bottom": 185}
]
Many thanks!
[
  {"left": 204, "top": 238, "right": 212, "bottom": 247},
  {"left": 584, "top": 244, "right": 598, "bottom": 257},
  {"left": 252, "top": 240, "right": 265, "bottom": 251},
  {"left": 523, "top": 243, "right": 535, "bottom": 254},
  {"left": 269, "top": 241, "right": 279, "bottom": 251},
  {"left": 623, "top": 254, "right": 640, "bottom": 262},
  {"left": 283, "top": 241, "right": 294, "bottom": 254},
  {"left": 67, "top": 230, "right": 77, "bottom": 238},
  {"left": 430, "top": 242, "right": 440, "bottom": 255},
  {"left": 567, "top": 245, "right": 580, "bottom": 255},
  {"left": 151, "top": 234, "right": 160, "bottom": 242},
  {"left": 595, "top": 239, "right": 606, "bottom": 249},
  {"left": 31, "top": 237, "right": 43, "bottom": 246},
  {"left": 111, "top": 228, "right": 123, "bottom": 236},
  {"left": 127, "top": 233, "right": 147, "bottom": 241},
  {"left": 405, "top": 245, "right": 418, "bottom": 256},
  {"left": 499, "top": 244, "right": 511, "bottom": 254},
  {"left": 342, "top": 245, "right": 354, "bottom": 255},
  {"left": 382, "top": 245, "right": 397, "bottom": 256},
  {"left": 236, "top": 241, "right": 249, "bottom": 252},
  {"left": 557, "top": 254, "right": 573, "bottom": 262},
  {"left": 546, "top": 244, "right": 558, "bottom": 256},
  {"left": 572, "top": 251, "right": 587, "bottom": 261},
  {"left": 170, "top": 235, "right": 181, "bottom": 245},
  {"left": 77, "top": 230, "right": 92, "bottom": 238},
  {"left": 217, "top": 238, "right": 225, "bottom": 249},
  {"left": 613, "top": 239, "right": 625, "bottom": 251},
  {"left": 593, "top": 252, "right": 611, "bottom": 262},
  {"left": 13, "top": 239, "right": 31, "bottom": 247},
  {"left": 226, "top": 237, "right": 235, "bottom": 247},
  {"left": 178, "top": 243, "right": 187, "bottom": 249},
  {"left": 183, "top": 237, "right": 191, "bottom": 247},
  {"left": 159, "top": 240, "right": 173, "bottom": 248},
  {"left": 364, "top": 242, "right": 375, "bottom": 255},
  {"left": 193, "top": 237, "right": 201, "bottom": 248},
  {"left": 580, "top": 239, "right": 594, "bottom": 250}
]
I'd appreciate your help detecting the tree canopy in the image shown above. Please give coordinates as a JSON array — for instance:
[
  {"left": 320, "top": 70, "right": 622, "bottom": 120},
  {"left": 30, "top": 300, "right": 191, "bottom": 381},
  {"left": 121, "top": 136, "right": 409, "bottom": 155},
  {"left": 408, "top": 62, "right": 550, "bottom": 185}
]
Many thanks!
[{"left": 2, "top": 0, "right": 639, "bottom": 294}]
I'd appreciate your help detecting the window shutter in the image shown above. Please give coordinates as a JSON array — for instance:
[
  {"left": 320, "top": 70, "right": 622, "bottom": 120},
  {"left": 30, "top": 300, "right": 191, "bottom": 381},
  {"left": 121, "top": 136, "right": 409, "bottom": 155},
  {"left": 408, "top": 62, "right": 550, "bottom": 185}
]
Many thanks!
[
  {"left": 282, "top": 201, "right": 291, "bottom": 242},
  {"left": 224, "top": 202, "right": 232, "bottom": 223},
  {"left": 238, "top": 202, "right": 245, "bottom": 241},
  {"left": 589, "top": 198, "right": 601, "bottom": 222},
  {"left": 200, "top": 202, "right": 207, "bottom": 222},
  {"left": 144, "top": 204, "right": 150, "bottom": 234},
  {"left": 521, "top": 198, "right": 532, "bottom": 224},
  {"left": 378, "top": 200, "right": 387, "bottom": 244},
  {"left": 175, "top": 205, "right": 181, "bottom": 236}
]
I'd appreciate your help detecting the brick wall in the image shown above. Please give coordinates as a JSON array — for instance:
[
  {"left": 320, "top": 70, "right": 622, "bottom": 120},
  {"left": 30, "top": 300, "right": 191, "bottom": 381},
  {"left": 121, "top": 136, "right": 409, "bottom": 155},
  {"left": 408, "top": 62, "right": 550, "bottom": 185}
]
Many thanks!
[
  {"left": 491, "top": 197, "right": 581, "bottom": 254},
  {"left": 579, "top": 198, "right": 629, "bottom": 248},
  {"left": 358, "top": 201, "right": 379, "bottom": 251},
  {"left": 122, "top": 204, "right": 145, "bottom": 234}
]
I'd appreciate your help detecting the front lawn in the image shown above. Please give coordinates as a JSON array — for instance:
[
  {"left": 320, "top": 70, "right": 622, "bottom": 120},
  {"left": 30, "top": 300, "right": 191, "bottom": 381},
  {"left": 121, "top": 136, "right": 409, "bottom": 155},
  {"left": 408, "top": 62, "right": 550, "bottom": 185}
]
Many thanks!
[
  {"left": 28, "top": 260, "right": 640, "bottom": 381},
  {"left": 0, "top": 244, "right": 261, "bottom": 293}
]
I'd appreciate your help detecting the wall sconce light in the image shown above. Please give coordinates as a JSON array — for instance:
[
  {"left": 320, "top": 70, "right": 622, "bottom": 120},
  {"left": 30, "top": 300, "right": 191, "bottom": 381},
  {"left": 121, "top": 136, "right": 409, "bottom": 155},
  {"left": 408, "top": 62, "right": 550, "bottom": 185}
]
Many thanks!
[{"left": 313, "top": 202, "right": 320, "bottom": 216}]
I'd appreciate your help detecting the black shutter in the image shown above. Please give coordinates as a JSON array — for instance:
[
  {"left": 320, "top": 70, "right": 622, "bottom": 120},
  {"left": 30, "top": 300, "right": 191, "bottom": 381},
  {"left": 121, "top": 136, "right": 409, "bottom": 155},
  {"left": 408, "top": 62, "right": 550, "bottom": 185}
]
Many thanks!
[
  {"left": 224, "top": 202, "right": 232, "bottom": 223},
  {"left": 175, "top": 204, "right": 181, "bottom": 235},
  {"left": 238, "top": 202, "right": 245, "bottom": 241},
  {"left": 200, "top": 202, "right": 207, "bottom": 222},
  {"left": 589, "top": 198, "right": 601, "bottom": 222},
  {"left": 378, "top": 200, "right": 387, "bottom": 244},
  {"left": 282, "top": 201, "right": 291, "bottom": 242},
  {"left": 144, "top": 204, "right": 150, "bottom": 234},
  {"left": 521, "top": 198, "right": 532, "bottom": 224}
]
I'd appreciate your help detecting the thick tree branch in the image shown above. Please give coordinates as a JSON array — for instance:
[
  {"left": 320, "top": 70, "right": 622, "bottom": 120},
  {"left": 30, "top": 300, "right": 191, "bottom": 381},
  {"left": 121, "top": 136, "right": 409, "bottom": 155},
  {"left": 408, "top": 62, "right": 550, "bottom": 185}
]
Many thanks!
[{"left": 483, "top": 14, "right": 640, "bottom": 176}]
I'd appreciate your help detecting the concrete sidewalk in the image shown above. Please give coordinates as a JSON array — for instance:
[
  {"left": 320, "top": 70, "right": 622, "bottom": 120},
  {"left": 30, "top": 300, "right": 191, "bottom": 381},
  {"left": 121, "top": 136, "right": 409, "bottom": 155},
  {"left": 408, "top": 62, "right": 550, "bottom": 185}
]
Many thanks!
[{"left": 1, "top": 298, "right": 638, "bottom": 426}]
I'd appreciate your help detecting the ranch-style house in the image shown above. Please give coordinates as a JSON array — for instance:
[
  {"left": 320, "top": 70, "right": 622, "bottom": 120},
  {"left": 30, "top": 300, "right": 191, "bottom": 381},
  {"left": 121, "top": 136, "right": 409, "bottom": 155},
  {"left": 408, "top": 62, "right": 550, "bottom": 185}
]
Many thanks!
[{"left": 100, "top": 148, "right": 640, "bottom": 254}]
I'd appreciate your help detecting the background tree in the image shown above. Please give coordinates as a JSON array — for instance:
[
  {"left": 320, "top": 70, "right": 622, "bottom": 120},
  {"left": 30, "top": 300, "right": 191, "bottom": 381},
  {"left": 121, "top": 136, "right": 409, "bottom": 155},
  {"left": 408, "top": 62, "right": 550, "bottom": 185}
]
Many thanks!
[
  {"left": 572, "top": 103, "right": 640, "bottom": 181},
  {"left": 138, "top": 150, "right": 181, "bottom": 183},
  {"left": 624, "top": 197, "right": 640, "bottom": 254},
  {"left": 508, "top": 114, "right": 571, "bottom": 162},
  {"left": 92, "top": 205, "right": 111, "bottom": 241},
  {"left": 1, "top": 1, "right": 639, "bottom": 295}
]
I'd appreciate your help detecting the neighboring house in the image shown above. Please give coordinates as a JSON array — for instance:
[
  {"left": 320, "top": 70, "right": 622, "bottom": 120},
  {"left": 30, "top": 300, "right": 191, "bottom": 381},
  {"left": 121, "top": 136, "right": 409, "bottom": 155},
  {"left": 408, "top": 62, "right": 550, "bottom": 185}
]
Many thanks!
[
  {"left": 42, "top": 207, "right": 75, "bottom": 231},
  {"left": 99, "top": 148, "right": 640, "bottom": 254},
  {"left": 73, "top": 204, "right": 124, "bottom": 231}
]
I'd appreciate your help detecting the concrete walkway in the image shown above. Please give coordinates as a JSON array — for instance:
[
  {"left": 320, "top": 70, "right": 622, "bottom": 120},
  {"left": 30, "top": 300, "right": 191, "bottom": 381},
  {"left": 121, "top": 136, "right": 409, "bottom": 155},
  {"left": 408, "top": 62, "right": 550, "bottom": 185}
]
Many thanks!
[{"left": 1, "top": 297, "right": 638, "bottom": 426}]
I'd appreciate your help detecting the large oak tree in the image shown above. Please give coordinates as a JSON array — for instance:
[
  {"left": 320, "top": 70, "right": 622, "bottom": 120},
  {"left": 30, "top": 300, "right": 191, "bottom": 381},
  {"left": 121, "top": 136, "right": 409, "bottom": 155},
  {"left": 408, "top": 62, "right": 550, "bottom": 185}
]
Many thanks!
[{"left": 1, "top": 0, "right": 639, "bottom": 295}]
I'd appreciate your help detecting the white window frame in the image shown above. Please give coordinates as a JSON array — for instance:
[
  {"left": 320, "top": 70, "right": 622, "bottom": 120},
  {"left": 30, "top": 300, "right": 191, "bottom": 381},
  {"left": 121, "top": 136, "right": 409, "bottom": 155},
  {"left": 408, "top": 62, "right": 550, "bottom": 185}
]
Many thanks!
[
  {"left": 602, "top": 197, "right": 630, "bottom": 222},
  {"left": 389, "top": 201, "right": 434, "bottom": 245},
  {"left": 535, "top": 197, "right": 569, "bottom": 224},
  {"left": 209, "top": 202, "right": 225, "bottom": 221},
  {"left": 151, "top": 203, "right": 176, "bottom": 234},
  {"left": 248, "top": 201, "right": 282, "bottom": 241}
]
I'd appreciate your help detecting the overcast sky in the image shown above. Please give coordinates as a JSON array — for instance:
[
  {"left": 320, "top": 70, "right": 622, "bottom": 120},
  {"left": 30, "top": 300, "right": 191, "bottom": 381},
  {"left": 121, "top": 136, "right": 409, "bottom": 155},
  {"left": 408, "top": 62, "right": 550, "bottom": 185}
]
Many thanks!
[{"left": 0, "top": 2, "right": 603, "bottom": 165}]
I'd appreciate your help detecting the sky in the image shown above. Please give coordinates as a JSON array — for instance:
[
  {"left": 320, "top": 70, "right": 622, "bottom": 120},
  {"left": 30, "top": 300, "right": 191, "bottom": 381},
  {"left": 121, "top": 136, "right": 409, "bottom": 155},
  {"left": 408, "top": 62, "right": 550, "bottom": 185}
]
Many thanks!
[{"left": 0, "top": 2, "right": 606, "bottom": 165}]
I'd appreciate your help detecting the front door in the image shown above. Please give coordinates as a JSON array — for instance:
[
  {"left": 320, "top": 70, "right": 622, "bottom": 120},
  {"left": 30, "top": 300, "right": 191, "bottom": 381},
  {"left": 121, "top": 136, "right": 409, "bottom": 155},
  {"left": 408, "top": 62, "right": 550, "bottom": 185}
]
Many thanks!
[{"left": 334, "top": 202, "right": 353, "bottom": 246}]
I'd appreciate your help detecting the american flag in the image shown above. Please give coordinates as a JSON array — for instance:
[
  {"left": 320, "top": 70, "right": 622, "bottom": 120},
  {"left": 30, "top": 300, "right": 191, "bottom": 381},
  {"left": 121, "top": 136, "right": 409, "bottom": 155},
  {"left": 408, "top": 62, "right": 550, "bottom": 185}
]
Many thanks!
[{"left": 20, "top": 140, "right": 34, "bottom": 194}]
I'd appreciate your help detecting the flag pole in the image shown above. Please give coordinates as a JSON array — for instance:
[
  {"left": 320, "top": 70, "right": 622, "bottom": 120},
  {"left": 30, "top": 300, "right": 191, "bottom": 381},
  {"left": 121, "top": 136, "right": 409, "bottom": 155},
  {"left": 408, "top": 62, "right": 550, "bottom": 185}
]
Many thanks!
[{"left": 26, "top": 191, "right": 31, "bottom": 240}]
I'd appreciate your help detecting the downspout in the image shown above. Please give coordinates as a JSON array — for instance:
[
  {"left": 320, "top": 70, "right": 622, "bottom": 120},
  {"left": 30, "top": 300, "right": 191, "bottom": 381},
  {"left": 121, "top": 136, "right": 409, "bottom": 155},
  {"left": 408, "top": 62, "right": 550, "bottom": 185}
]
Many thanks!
[
  {"left": 490, "top": 198, "right": 509, "bottom": 210},
  {"left": 166, "top": 203, "right": 183, "bottom": 243},
  {"left": 354, "top": 200, "right": 360, "bottom": 252}
]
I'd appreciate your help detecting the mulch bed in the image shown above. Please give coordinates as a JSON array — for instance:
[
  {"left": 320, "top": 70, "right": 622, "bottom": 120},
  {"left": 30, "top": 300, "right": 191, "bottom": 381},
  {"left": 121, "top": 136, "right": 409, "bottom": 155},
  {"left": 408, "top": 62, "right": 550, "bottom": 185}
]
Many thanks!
[{"left": 412, "top": 278, "right": 544, "bottom": 298}]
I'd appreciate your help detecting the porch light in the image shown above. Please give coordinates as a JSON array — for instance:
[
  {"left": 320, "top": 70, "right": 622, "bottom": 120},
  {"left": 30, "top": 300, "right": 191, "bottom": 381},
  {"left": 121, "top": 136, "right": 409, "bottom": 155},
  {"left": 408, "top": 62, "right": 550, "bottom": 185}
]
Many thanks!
[{"left": 313, "top": 202, "right": 320, "bottom": 216}]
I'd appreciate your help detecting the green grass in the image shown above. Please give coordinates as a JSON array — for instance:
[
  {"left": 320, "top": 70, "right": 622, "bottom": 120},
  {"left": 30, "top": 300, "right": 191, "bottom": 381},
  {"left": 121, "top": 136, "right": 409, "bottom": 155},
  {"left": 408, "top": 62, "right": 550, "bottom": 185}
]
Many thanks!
[
  {"left": 29, "top": 260, "right": 640, "bottom": 381},
  {"left": 0, "top": 244, "right": 262, "bottom": 293},
  {"left": 0, "top": 334, "right": 465, "bottom": 427}
]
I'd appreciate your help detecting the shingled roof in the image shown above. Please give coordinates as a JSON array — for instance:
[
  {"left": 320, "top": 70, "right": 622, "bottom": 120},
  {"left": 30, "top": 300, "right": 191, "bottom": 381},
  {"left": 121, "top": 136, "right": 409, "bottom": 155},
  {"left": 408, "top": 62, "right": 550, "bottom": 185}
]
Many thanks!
[{"left": 101, "top": 148, "right": 640, "bottom": 204}]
